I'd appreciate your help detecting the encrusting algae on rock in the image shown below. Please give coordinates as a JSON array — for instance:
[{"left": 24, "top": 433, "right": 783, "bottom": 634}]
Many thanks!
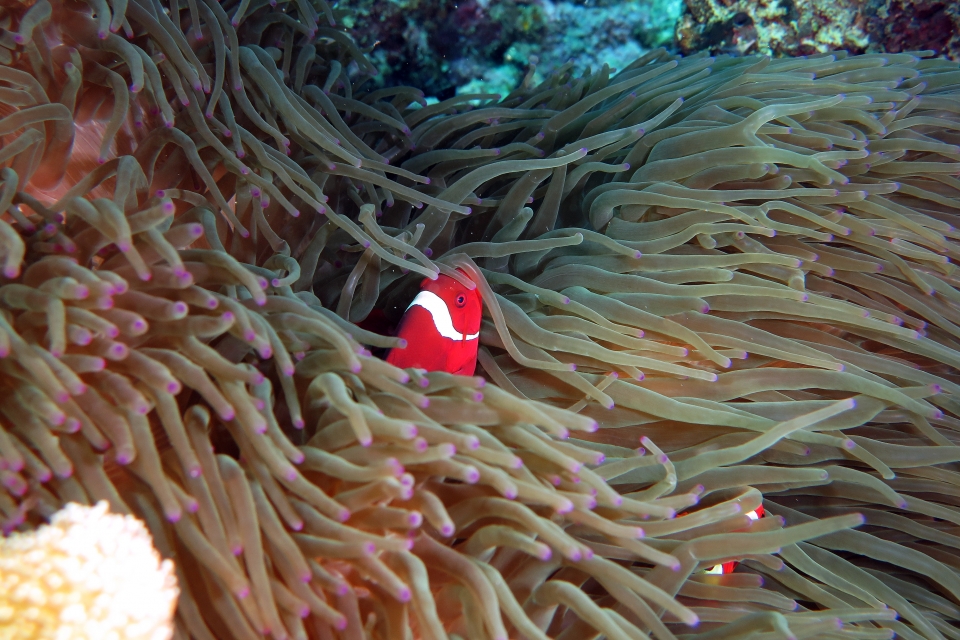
[{"left": 0, "top": 0, "right": 960, "bottom": 638}]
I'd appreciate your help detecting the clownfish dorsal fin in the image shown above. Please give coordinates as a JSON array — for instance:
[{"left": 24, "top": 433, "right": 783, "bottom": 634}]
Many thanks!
[{"left": 407, "top": 290, "right": 480, "bottom": 341}]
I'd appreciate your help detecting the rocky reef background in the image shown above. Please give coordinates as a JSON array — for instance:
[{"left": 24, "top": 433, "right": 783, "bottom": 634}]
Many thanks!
[
  {"left": 337, "top": 0, "right": 960, "bottom": 99},
  {"left": 677, "top": 0, "right": 960, "bottom": 60}
]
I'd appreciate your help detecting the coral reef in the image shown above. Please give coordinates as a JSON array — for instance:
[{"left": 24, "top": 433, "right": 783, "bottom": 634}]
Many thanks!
[
  {"left": 866, "top": 0, "right": 960, "bottom": 61},
  {"left": 676, "top": 0, "right": 960, "bottom": 59},
  {"left": 0, "top": 501, "right": 177, "bottom": 639},
  {"left": 1, "top": 1, "right": 960, "bottom": 639},
  {"left": 339, "top": 0, "right": 682, "bottom": 98}
]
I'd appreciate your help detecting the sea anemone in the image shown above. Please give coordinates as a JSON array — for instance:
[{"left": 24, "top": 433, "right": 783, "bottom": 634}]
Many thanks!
[{"left": 1, "top": 0, "right": 960, "bottom": 638}]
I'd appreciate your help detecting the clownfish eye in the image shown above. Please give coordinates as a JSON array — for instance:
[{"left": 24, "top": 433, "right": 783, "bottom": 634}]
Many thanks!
[{"left": 455, "top": 293, "right": 467, "bottom": 307}]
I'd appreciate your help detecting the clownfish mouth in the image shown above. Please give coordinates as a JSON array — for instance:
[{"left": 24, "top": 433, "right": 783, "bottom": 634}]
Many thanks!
[{"left": 407, "top": 290, "right": 480, "bottom": 341}]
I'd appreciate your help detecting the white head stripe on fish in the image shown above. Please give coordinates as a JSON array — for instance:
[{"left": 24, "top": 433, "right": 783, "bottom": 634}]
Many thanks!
[{"left": 407, "top": 290, "right": 480, "bottom": 342}]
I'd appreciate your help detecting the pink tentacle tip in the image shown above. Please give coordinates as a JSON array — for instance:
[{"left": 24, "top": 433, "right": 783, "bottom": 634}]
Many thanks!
[
  {"left": 166, "top": 511, "right": 182, "bottom": 523},
  {"left": 337, "top": 508, "right": 351, "bottom": 522},
  {"left": 335, "top": 616, "right": 348, "bottom": 631},
  {"left": 66, "top": 418, "right": 82, "bottom": 434}
]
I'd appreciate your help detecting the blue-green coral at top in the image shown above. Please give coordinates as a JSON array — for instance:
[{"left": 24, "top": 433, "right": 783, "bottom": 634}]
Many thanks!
[{"left": 335, "top": 0, "right": 685, "bottom": 99}]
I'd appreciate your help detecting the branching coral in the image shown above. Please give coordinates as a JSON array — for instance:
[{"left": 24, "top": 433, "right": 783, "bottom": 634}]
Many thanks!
[{"left": 1, "top": 0, "right": 960, "bottom": 639}]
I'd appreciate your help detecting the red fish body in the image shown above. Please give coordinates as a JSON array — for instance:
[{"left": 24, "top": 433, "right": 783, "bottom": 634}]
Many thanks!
[{"left": 386, "top": 273, "right": 482, "bottom": 375}]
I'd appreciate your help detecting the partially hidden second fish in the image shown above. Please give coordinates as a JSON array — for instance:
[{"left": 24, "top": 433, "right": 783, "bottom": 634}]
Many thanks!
[
  {"left": 386, "top": 271, "right": 483, "bottom": 375},
  {"left": 703, "top": 504, "right": 765, "bottom": 575}
]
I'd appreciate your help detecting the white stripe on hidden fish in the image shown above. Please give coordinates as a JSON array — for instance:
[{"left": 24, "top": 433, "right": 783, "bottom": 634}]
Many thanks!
[{"left": 704, "top": 509, "right": 761, "bottom": 574}]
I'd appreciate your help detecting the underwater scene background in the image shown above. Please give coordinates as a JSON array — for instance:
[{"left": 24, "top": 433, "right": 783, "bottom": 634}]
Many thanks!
[{"left": 1, "top": 0, "right": 960, "bottom": 638}]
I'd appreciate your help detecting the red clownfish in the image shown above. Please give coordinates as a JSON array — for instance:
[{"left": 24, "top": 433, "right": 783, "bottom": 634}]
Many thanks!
[
  {"left": 386, "top": 272, "right": 483, "bottom": 375},
  {"left": 704, "top": 504, "right": 765, "bottom": 575}
]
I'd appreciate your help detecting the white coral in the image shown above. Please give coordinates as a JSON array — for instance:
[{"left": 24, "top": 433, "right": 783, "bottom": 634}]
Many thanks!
[{"left": 0, "top": 501, "right": 178, "bottom": 640}]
